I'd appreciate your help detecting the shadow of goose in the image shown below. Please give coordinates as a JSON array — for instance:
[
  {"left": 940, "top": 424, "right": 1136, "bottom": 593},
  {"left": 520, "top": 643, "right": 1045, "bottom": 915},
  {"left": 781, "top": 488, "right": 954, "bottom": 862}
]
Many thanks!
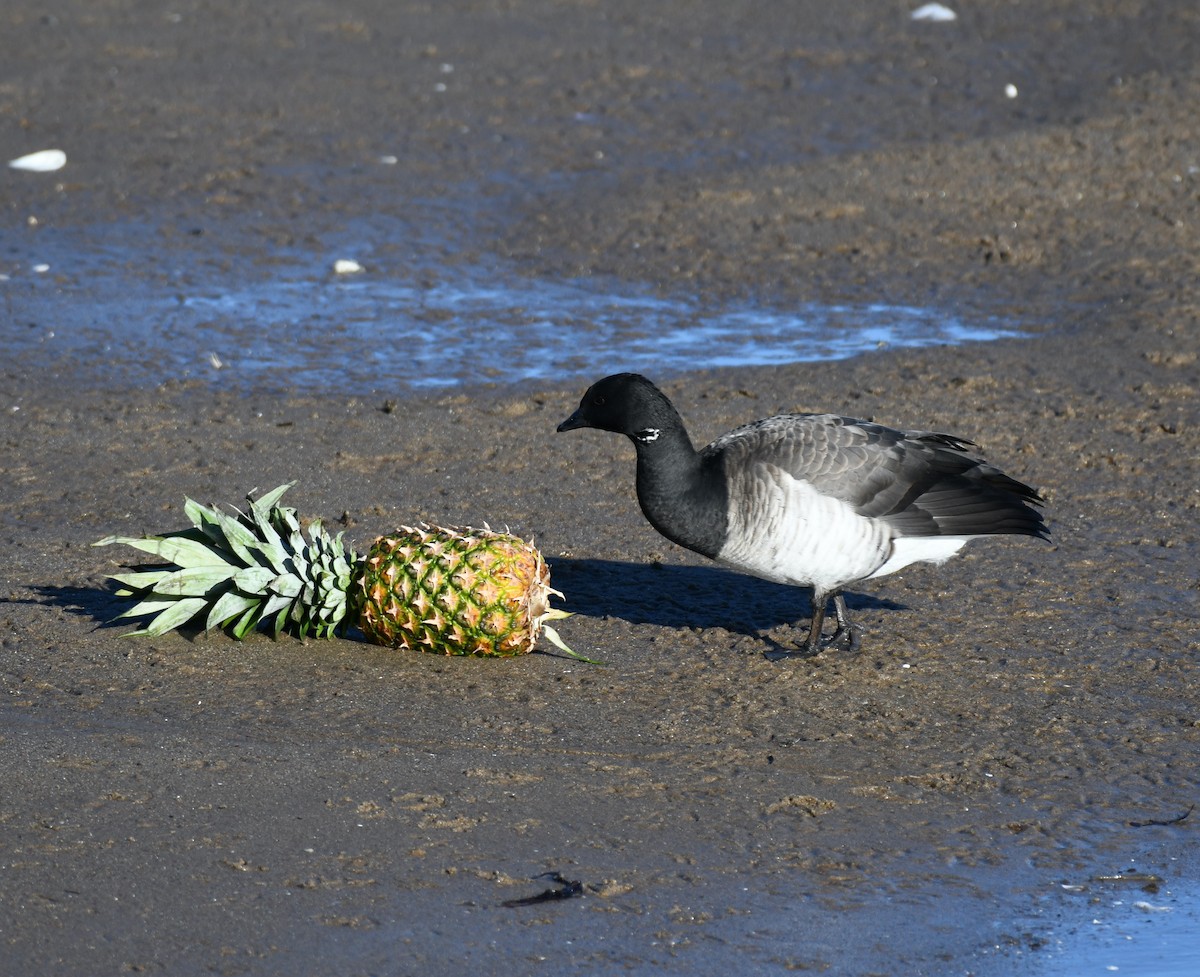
[{"left": 547, "top": 557, "right": 902, "bottom": 639}]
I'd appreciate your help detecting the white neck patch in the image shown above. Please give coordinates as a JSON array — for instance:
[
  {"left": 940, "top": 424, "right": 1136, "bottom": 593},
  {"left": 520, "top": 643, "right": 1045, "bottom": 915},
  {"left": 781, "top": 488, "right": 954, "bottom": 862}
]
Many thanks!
[{"left": 634, "top": 428, "right": 661, "bottom": 443}]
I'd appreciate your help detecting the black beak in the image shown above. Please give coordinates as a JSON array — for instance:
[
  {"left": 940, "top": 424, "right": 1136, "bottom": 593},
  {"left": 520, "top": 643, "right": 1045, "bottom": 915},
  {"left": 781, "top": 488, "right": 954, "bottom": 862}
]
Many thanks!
[{"left": 557, "top": 409, "right": 590, "bottom": 433}]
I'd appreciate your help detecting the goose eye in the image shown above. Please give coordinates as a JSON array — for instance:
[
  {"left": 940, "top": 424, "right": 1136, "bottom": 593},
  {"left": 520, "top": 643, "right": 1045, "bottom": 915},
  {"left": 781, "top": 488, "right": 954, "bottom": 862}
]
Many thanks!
[{"left": 593, "top": 395, "right": 606, "bottom": 406}]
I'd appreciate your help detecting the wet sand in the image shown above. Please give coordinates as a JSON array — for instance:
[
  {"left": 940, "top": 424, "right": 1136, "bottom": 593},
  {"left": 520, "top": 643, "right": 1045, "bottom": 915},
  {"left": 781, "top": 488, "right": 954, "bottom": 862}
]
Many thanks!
[{"left": 3, "top": 2, "right": 1199, "bottom": 974}]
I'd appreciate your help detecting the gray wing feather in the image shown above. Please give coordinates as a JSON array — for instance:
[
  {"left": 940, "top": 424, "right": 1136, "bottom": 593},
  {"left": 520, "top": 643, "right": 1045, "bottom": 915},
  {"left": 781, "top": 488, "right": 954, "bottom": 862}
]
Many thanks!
[{"left": 704, "top": 414, "right": 1046, "bottom": 539}]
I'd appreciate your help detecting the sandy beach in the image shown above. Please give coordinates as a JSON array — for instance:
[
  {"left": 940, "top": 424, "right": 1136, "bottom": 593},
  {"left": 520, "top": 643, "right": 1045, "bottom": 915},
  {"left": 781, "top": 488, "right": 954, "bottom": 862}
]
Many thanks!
[{"left": 3, "top": 2, "right": 1199, "bottom": 973}]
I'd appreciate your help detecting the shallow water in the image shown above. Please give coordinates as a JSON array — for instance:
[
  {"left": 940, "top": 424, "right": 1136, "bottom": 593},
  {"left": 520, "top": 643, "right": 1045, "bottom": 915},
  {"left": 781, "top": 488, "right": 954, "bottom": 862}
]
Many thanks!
[
  {"left": 3, "top": 221, "right": 1019, "bottom": 395},
  {"left": 1038, "top": 871, "right": 1200, "bottom": 977}
]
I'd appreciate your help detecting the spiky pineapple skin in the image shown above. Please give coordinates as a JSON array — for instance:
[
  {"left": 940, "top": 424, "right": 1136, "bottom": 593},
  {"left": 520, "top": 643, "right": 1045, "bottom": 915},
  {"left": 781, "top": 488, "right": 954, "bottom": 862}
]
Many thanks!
[{"left": 357, "top": 525, "right": 556, "bottom": 657}]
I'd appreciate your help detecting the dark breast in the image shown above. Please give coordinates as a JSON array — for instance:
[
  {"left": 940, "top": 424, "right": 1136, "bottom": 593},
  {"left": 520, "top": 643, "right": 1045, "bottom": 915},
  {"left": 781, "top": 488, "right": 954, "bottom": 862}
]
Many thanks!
[{"left": 635, "top": 450, "right": 729, "bottom": 560}]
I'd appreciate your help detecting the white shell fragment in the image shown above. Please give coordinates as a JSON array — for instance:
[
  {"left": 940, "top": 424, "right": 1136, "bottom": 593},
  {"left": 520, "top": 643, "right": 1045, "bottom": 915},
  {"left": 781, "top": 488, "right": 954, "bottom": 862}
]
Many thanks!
[
  {"left": 1005, "top": 83, "right": 1019, "bottom": 99},
  {"left": 333, "top": 259, "right": 365, "bottom": 275},
  {"left": 911, "top": 3, "right": 957, "bottom": 21},
  {"left": 8, "top": 149, "right": 67, "bottom": 172}
]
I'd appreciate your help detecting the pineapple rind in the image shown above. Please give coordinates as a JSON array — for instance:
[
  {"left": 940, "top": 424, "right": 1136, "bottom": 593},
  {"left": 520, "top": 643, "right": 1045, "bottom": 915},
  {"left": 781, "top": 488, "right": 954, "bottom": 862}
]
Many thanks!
[{"left": 357, "top": 524, "right": 562, "bottom": 657}]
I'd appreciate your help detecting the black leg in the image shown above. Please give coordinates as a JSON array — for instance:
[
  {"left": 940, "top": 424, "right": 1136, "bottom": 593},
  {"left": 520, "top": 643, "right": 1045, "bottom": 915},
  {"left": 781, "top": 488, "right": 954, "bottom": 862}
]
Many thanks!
[
  {"left": 801, "top": 589, "right": 829, "bottom": 655},
  {"left": 829, "top": 592, "right": 860, "bottom": 653},
  {"left": 794, "top": 590, "right": 858, "bottom": 656}
]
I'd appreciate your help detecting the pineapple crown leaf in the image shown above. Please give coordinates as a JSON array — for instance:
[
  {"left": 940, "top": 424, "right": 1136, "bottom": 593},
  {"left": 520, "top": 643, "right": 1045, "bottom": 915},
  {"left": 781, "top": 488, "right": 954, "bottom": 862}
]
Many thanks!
[
  {"left": 250, "top": 482, "right": 297, "bottom": 511},
  {"left": 188, "top": 499, "right": 261, "bottom": 566},
  {"left": 94, "top": 532, "right": 233, "bottom": 570},
  {"left": 206, "top": 590, "right": 260, "bottom": 633},
  {"left": 121, "top": 596, "right": 210, "bottom": 637},
  {"left": 539, "top": 622, "right": 603, "bottom": 665},
  {"left": 94, "top": 483, "right": 359, "bottom": 642}
]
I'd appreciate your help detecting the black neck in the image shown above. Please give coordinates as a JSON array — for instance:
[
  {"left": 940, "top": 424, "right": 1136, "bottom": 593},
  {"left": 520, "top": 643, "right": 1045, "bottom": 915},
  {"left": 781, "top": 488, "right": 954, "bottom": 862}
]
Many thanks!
[{"left": 632, "top": 430, "right": 727, "bottom": 560}]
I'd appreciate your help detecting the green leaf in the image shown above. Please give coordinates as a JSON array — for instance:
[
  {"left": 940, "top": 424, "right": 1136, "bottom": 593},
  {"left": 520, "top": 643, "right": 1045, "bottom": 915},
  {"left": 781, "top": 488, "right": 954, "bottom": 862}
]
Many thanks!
[
  {"left": 108, "top": 569, "right": 175, "bottom": 593},
  {"left": 270, "top": 605, "right": 290, "bottom": 638},
  {"left": 252, "top": 483, "right": 295, "bottom": 511},
  {"left": 540, "top": 623, "right": 604, "bottom": 665},
  {"left": 95, "top": 533, "right": 232, "bottom": 570},
  {"left": 195, "top": 503, "right": 262, "bottom": 568},
  {"left": 268, "top": 574, "right": 303, "bottom": 599},
  {"left": 231, "top": 604, "right": 262, "bottom": 640},
  {"left": 140, "top": 566, "right": 235, "bottom": 597},
  {"left": 232, "top": 566, "right": 276, "bottom": 593},
  {"left": 183, "top": 497, "right": 222, "bottom": 531},
  {"left": 116, "top": 596, "right": 183, "bottom": 621},
  {"left": 260, "top": 593, "right": 293, "bottom": 620},
  {"left": 321, "top": 589, "right": 347, "bottom": 613},
  {"left": 248, "top": 510, "right": 289, "bottom": 574},
  {"left": 139, "top": 597, "right": 208, "bottom": 636},
  {"left": 275, "top": 509, "right": 303, "bottom": 538},
  {"left": 205, "top": 590, "right": 261, "bottom": 632}
]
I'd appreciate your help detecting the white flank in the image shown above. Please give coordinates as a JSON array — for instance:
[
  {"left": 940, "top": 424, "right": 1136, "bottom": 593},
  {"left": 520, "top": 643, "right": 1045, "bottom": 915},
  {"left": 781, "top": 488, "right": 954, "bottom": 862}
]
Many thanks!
[
  {"left": 867, "top": 535, "right": 973, "bottom": 579},
  {"left": 717, "top": 466, "right": 892, "bottom": 591},
  {"left": 9, "top": 149, "right": 67, "bottom": 172}
]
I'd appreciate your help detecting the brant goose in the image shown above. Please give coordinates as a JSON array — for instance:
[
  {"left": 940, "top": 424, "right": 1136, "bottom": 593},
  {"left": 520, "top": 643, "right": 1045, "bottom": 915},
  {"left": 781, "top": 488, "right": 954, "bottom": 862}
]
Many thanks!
[{"left": 557, "top": 373, "right": 1049, "bottom": 655}]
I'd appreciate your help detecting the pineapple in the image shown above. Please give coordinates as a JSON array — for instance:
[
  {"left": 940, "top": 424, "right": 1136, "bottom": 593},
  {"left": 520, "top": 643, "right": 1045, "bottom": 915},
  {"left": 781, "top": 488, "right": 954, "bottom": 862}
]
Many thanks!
[
  {"left": 94, "top": 483, "right": 587, "bottom": 660},
  {"left": 358, "top": 524, "right": 561, "bottom": 656}
]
